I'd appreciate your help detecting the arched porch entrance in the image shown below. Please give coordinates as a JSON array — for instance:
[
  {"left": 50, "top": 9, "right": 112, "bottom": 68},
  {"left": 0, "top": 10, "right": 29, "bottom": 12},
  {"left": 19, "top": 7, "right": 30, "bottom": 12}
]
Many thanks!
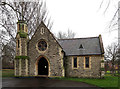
[{"left": 37, "top": 57, "right": 49, "bottom": 75}]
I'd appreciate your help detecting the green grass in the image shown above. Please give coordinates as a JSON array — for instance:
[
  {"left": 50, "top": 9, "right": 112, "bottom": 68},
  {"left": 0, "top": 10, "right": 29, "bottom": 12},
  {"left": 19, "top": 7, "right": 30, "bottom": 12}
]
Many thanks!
[
  {"left": 2, "top": 69, "right": 14, "bottom": 77},
  {"left": 55, "top": 74, "right": 119, "bottom": 89},
  {"left": 1, "top": 69, "right": 119, "bottom": 89}
]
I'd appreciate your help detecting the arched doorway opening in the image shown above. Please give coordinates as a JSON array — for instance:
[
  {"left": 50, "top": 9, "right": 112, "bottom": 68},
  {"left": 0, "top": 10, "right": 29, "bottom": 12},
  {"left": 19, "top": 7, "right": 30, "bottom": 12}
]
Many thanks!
[{"left": 38, "top": 57, "right": 48, "bottom": 75}]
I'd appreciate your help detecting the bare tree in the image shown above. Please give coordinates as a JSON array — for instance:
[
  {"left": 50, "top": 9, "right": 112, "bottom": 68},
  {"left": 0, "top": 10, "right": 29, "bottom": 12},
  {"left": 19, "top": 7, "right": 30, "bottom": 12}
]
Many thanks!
[
  {"left": 57, "top": 31, "right": 67, "bottom": 39},
  {"left": 57, "top": 29, "right": 76, "bottom": 39},
  {"left": 98, "top": 0, "right": 118, "bottom": 31},
  {"left": 0, "top": 1, "right": 52, "bottom": 40},
  {"left": 105, "top": 42, "right": 119, "bottom": 75},
  {"left": 0, "top": 1, "right": 53, "bottom": 68},
  {"left": 0, "top": 1, "right": 53, "bottom": 42}
]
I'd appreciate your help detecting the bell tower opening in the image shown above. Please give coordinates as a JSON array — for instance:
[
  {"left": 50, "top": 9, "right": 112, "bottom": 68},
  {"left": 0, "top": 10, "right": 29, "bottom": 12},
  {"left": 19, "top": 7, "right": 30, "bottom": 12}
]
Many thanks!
[{"left": 38, "top": 57, "right": 48, "bottom": 75}]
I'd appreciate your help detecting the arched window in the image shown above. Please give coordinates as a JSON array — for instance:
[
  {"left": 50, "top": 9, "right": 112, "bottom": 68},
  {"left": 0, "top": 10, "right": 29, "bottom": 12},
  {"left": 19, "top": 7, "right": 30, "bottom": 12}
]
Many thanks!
[
  {"left": 19, "top": 24, "right": 24, "bottom": 31},
  {"left": 17, "top": 40, "right": 19, "bottom": 48},
  {"left": 22, "top": 24, "right": 24, "bottom": 31},
  {"left": 40, "top": 27, "right": 45, "bottom": 34}
]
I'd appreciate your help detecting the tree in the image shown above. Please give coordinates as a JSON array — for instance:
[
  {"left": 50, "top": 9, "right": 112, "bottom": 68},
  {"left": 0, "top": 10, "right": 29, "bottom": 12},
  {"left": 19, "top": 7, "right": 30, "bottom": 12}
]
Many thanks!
[
  {"left": 0, "top": 1, "right": 52, "bottom": 40},
  {"left": 57, "top": 29, "right": 76, "bottom": 39},
  {"left": 99, "top": 0, "right": 118, "bottom": 31},
  {"left": 0, "top": 1, "right": 53, "bottom": 44},
  {"left": 2, "top": 39, "right": 15, "bottom": 69},
  {"left": 105, "top": 42, "right": 119, "bottom": 75},
  {"left": 0, "top": 1, "right": 53, "bottom": 68}
]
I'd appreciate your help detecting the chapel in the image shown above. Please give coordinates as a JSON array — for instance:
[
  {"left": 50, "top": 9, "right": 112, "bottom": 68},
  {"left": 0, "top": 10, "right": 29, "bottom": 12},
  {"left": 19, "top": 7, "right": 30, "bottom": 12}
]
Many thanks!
[{"left": 15, "top": 20, "right": 105, "bottom": 78}]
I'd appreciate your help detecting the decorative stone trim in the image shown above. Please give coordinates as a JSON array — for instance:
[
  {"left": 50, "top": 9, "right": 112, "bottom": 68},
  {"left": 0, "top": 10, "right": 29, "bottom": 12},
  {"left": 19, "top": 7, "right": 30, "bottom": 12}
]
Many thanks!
[
  {"left": 24, "top": 24, "right": 25, "bottom": 32},
  {"left": 20, "top": 38, "right": 21, "bottom": 55},
  {"left": 35, "top": 56, "right": 50, "bottom": 76},
  {"left": 101, "top": 58, "right": 104, "bottom": 68},
  {"left": 26, "top": 59, "right": 28, "bottom": 75},
  {"left": 19, "top": 59, "right": 21, "bottom": 76},
  {"left": 101, "top": 63, "right": 104, "bottom": 68},
  {"left": 101, "top": 71, "right": 105, "bottom": 76},
  {"left": 36, "top": 39, "right": 48, "bottom": 53},
  {"left": 26, "top": 25, "right": 28, "bottom": 33},
  {"left": 100, "top": 58, "right": 105, "bottom": 77},
  {"left": 59, "top": 47, "right": 62, "bottom": 56},
  {"left": 25, "top": 42, "right": 27, "bottom": 56},
  {"left": 61, "top": 56, "right": 65, "bottom": 77},
  {"left": 72, "top": 57, "right": 79, "bottom": 69},
  {"left": 14, "top": 60, "right": 16, "bottom": 76},
  {"left": 40, "top": 27, "right": 45, "bottom": 35}
]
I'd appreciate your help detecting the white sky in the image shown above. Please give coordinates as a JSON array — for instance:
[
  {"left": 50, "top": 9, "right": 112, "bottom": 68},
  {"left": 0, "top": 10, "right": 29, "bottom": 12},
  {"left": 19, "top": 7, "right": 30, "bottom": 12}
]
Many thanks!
[{"left": 45, "top": 0, "right": 118, "bottom": 48}]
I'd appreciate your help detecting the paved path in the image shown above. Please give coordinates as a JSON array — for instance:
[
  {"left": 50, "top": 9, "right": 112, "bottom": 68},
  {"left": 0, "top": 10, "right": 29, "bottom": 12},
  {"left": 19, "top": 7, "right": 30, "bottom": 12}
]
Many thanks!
[{"left": 2, "top": 78, "right": 102, "bottom": 89}]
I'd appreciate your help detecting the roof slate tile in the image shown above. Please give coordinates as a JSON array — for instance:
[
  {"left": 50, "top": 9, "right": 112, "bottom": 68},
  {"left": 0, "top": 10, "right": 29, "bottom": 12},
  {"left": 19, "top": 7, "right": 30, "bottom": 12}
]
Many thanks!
[{"left": 58, "top": 37, "right": 103, "bottom": 56}]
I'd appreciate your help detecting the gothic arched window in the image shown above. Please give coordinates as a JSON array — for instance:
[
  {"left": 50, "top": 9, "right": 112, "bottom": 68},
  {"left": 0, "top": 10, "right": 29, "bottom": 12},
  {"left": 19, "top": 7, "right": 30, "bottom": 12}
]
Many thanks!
[{"left": 17, "top": 40, "right": 19, "bottom": 48}]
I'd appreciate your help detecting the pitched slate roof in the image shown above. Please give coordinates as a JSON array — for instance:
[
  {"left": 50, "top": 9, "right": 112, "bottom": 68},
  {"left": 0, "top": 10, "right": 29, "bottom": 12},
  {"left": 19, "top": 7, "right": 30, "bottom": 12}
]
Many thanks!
[{"left": 58, "top": 36, "right": 104, "bottom": 56}]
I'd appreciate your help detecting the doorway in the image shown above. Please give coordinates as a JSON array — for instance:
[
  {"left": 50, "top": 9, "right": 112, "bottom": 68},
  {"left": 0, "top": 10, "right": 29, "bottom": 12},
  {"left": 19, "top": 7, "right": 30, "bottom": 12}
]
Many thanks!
[{"left": 38, "top": 57, "right": 48, "bottom": 75}]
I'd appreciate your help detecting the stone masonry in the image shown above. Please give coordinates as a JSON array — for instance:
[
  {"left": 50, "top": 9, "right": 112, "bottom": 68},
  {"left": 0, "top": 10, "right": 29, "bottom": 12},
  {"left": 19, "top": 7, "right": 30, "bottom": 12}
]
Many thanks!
[
  {"left": 65, "top": 56, "right": 104, "bottom": 78},
  {"left": 28, "top": 22, "right": 64, "bottom": 77},
  {"left": 15, "top": 20, "right": 104, "bottom": 78}
]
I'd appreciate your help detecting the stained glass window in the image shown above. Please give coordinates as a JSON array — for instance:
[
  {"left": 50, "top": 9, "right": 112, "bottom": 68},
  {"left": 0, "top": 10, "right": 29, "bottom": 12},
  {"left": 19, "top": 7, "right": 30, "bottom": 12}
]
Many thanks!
[{"left": 38, "top": 40, "right": 47, "bottom": 51}]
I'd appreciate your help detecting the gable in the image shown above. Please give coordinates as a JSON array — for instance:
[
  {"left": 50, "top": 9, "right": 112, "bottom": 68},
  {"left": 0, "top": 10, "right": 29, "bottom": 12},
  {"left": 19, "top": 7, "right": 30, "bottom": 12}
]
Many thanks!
[{"left": 28, "top": 21, "right": 62, "bottom": 51}]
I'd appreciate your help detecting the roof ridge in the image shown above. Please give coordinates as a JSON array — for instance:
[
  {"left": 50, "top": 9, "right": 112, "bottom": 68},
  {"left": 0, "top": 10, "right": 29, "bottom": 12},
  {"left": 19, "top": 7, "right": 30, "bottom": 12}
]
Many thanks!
[{"left": 58, "top": 36, "right": 99, "bottom": 40}]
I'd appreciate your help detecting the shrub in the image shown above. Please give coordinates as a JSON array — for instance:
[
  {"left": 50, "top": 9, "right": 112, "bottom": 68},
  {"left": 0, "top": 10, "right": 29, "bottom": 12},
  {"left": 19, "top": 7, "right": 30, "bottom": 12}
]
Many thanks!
[{"left": 100, "top": 68, "right": 105, "bottom": 71}]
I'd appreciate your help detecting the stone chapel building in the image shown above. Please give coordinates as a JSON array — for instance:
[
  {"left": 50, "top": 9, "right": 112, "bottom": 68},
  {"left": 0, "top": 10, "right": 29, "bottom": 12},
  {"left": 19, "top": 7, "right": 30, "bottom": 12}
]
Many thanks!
[{"left": 15, "top": 20, "right": 105, "bottom": 78}]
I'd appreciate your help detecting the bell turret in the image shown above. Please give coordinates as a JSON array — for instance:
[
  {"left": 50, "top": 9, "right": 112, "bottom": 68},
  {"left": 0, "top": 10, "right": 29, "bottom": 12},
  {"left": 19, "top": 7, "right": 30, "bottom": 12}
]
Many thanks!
[{"left": 15, "top": 20, "right": 28, "bottom": 76}]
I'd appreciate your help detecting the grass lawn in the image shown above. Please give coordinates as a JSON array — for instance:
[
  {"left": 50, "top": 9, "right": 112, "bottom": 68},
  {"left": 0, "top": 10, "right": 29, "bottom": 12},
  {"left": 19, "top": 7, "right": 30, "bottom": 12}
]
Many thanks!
[
  {"left": 2, "top": 69, "right": 14, "bottom": 77},
  {"left": 1, "top": 69, "right": 119, "bottom": 89},
  {"left": 55, "top": 74, "right": 119, "bottom": 89}
]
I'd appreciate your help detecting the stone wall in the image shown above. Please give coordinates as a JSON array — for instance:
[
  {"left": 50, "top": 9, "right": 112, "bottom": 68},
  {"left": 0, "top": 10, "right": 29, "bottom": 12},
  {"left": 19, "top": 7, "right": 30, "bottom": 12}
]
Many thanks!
[
  {"left": 14, "top": 59, "right": 19, "bottom": 76},
  {"left": 15, "top": 30, "right": 28, "bottom": 76},
  {"left": 65, "top": 55, "right": 104, "bottom": 78},
  {"left": 21, "top": 38, "right": 27, "bottom": 56},
  {"left": 15, "top": 21, "right": 104, "bottom": 78},
  {"left": 15, "top": 59, "right": 28, "bottom": 76},
  {"left": 28, "top": 22, "right": 64, "bottom": 77}
]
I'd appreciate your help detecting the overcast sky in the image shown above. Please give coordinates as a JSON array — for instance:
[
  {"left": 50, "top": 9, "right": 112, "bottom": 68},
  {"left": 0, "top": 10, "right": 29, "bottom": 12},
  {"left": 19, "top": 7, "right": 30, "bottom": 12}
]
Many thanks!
[{"left": 45, "top": 0, "right": 118, "bottom": 48}]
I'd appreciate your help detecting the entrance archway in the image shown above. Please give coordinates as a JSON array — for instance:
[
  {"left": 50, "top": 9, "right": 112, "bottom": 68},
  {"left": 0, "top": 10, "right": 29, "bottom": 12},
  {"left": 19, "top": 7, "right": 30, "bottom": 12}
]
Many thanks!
[{"left": 38, "top": 57, "right": 48, "bottom": 75}]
